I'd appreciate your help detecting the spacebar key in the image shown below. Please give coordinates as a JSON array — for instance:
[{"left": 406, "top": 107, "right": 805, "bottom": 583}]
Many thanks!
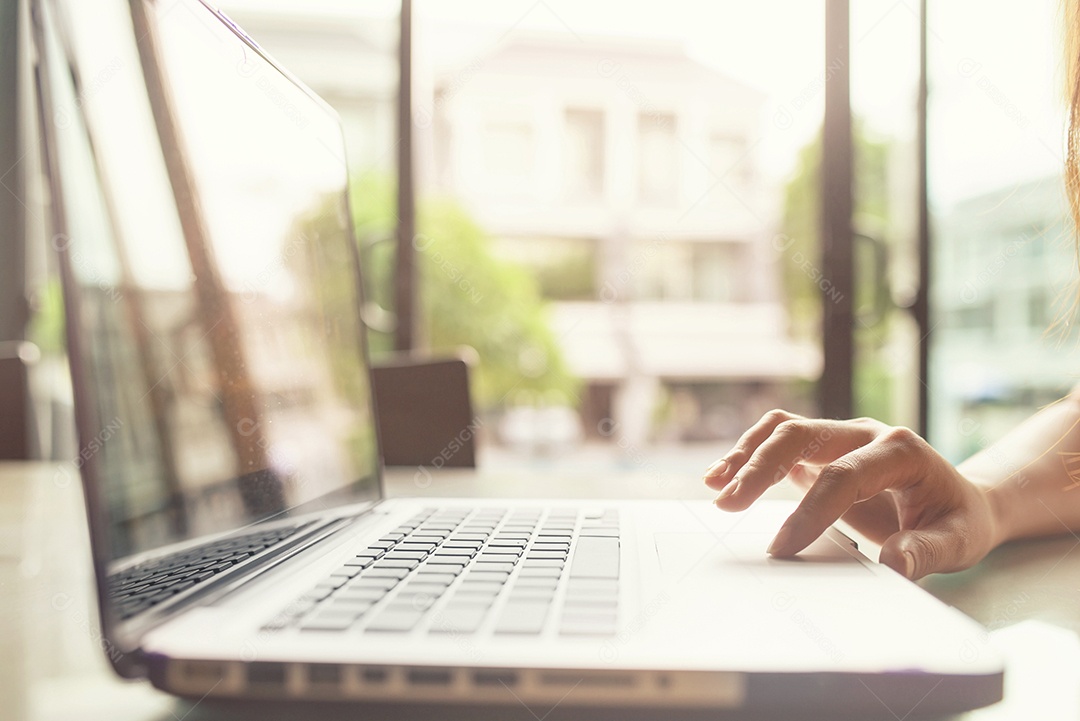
[{"left": 570, "top": 536, "right": 620, "bottom": 579}]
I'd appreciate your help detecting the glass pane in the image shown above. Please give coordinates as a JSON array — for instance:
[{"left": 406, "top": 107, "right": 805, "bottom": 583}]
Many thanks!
[
  {"left": 414, "top": 1, "right": 827, "bottom": 474},
  {"left": 850, "top": 3, "right": 922, "bottom": 428},
  {"left": 927, "top": 0, "right": 1075, "bottom": 461}
]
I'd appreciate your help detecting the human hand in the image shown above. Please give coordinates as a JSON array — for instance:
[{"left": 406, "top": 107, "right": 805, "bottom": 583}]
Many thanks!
[{"left": 703, "top": 410, "right": 1001, "bottom": 580}]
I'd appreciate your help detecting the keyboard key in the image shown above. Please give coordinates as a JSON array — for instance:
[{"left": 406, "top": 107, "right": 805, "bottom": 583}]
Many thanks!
[
  {"left": 564, "top": 596, "right": 618, "bottom": 609},
  {"left": 429, "top": 606, "right": 487, "bottom": 634},
  {"left": 425, "top": 557, "right": 467, "bottom": 569},
  {"left": 384, "top": 550, "right": 427, "bottom": 561},
  {"left": 494, "top": 602, "right": 550, "bottom": 634},
  {"left": 518, "top": 566, "right": 563, "bottom": 577},
  {"left": 325, "top": 597, "right": 376, "bottom": 614},
  {"left": 365, "top": 567, "right": 410, "bottom": 579},
  {"left": 508, "top": 587, "right": 556, "bottom": 602},
  {"left": 513, "top": 575, "right": 559, "bottom": 588},
  {"left": 579, "top": 527, "right": 620, "bottom": 538},
  {"left": 443, "top": 539, "right": 483, "bottom": 548},
  {"left": 433, "top": 549, "right": 475, "bottom": 558},
  {"left": 351, "top": 577, "right": 399, "bottom": 590},
  {"left": 522, "top": 559, "right": 564, "bottom": 569},
  {"left": 374, "top": 557, "right": 421, "bottom": 571},
  {"left": 331, "top": 566, "right": 362, "bottom": 579},
  {"left": 526, "top": 552, "right": 566, "bottom": 561},
  {"left": 343, "top": 557, "right": 376, "bottom": 568},
  {"left": 569, "top": 537, "right": 620, "bottom": 579},
  {"left": 560, "top": 610, "right": 618, "bottom": 636},
  {"left": 456, "top": 581, "right": 504, "bottom": 594},
  {"left": 418, "top": 563, "right": 463, "bottom": 576},
  {"left": 365, "top": 606, "right": 425, "bottom": 632},
  {"left": 410, "top": 531, "right": 448, "bottom": 540},
  {"left": 300, "top": 611, "right": 359, "bottom": 631},
  {"left": 302, "top": 587, "right": 334, "bottom": 602},
  {"left": 398, "top": 542, "right": 437, "bottom": 552},
  {"left": 337, "top": 586, "right": 388, "bottom": 602},
  {"left": 409, "top": 572, "right": 456, "bottom": 586},
  {"left": 466, "top": 569, "right": 511, "bottom": 581}
]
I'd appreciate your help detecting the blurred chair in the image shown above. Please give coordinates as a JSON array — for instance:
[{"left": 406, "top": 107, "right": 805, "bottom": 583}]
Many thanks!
[
  {"left": 370, "top": 355, "right": 477, "bottom": 468},
  {"left": 0, "top": 341, "right": 39, "bottom": 460}
]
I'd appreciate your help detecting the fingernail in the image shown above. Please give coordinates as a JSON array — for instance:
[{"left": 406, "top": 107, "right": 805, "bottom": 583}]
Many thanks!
[
  {"left": 703, "top": 458, "right": 728, "bottom": 478},
  {"left": 714, "top": 478, "right": 740, "bottom": 503},
  {"left": 902, "top": 551, "right": 916, "bottom": 578},
  {"left": 767, "top": 525, "right": 793, "bottom": 555}
]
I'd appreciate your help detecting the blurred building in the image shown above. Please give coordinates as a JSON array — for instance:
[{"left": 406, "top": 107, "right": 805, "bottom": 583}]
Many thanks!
[
  {"left": 425, "top": 34, "right": 818, "bottom": 444},
  {"left": 217, "top": 6, "right": 820, "bottom": 446},
  {"left": 218, "top": 0, "right": 399, "bottom": 176},
  {"left": 931, "top": 175, "right": 1079, "bottom": 462}
]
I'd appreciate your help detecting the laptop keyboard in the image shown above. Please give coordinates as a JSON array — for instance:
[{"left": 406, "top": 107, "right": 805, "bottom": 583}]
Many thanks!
[
  {"left": 266, "top": 506, "right": 621, "bottom": 637},
  {"left": 108, "top": 524, "right": 305, "bottom": 619}
]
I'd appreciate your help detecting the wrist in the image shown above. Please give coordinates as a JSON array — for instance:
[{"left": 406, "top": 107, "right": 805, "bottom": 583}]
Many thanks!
[{"left": 966, "top": 473, "right": 1017, "bottom": 549}]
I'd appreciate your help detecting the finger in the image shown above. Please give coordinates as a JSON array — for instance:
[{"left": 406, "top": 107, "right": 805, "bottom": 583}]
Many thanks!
[
  {"left": 789, "top": 463, "right": 900, "bottom": 543},
  {"left": 879, "top": 515, "right": 975, "bottom": 580},
  {"left": 767, "top": 428, "right": 929, "bottom": 555},
  {"left": 788, "top": 462, "right": 820, "bottom": 488},
  {"left": 704, "top": 409, "right": 803, "bottom": 491},
  {"left": 717, "top": 418, "right": 880, "bottom": 511},
  {"left": 836, "top": 494, "right": 901, "bottom": 544}
]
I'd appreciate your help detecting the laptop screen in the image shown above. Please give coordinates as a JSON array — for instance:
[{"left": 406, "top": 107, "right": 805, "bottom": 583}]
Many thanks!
[{"left": 45, "top": 0, "right": 381, "bottom": 567}]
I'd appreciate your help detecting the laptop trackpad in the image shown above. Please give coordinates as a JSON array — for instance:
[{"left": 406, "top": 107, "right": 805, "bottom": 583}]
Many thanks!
[{"left": 654, "top": 528, "right": 869, "bottom": 579}]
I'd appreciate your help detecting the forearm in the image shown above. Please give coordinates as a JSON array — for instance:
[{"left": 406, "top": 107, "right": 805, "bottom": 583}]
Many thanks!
[{"left": 957, "top": 390, "right": 1080, "bottom": 546}]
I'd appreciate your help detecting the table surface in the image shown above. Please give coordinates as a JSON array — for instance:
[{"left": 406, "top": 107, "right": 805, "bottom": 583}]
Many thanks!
[{"left": 4, "top": 461, "right": 1080, "bottom": 721}]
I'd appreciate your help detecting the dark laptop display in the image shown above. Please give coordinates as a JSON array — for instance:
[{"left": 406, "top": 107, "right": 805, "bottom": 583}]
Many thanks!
[{"left": 39, "top": 0, "right": 380, "bottom": 594}]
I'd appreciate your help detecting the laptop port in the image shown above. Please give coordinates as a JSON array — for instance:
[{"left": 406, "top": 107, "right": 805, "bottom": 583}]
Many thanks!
[
  {"left": 307, "top": 664, "right": 342, "bottom": 686},
  {"left": 407, "top": 668, "right": 453, "bottom": 685},
  {"left": 181, "top": 660, "right": 227, "bottom": 685},
  {"left": 247, "top": 662, "right": 286, "bottom": 688},
  {"left": 539, "top": 672, "right": 633, "bottom": 688},
  {"left": 473, "top": 670, "right": 518, "bottom": 687},
  {"left": 361, "top": 667, "right": 388, "bottom": 683}
]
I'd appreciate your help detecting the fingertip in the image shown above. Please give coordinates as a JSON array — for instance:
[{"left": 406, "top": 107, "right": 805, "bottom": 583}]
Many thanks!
[
  {"left": 766, "top": 524, "right": 795, "bottom": 556},
  {"left": 712, "top": 479, "right": 742, "bottom": 509},
  {"left": 703, "top": 458, "right": 729, "bottom": 481},
  {"left": 703, "top": 474, "right": 727, "bottom": 491},
  {"left": 879, "top": 544, "right": 917, "bottom": 580}
]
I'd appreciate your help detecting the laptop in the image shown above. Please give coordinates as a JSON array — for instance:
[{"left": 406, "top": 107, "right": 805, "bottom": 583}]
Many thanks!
[{"left": 32, "top": 0, "right": 1003, "bottom": 715}]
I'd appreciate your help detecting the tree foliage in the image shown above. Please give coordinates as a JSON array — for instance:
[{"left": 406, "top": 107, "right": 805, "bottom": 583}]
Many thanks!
[{"left": 347, "top": 174, "right": 578, "bottom": 409}]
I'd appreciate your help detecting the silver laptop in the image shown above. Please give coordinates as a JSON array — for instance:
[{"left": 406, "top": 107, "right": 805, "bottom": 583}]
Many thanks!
[{"left": 33, "top": 0, "right": 1003, "bottom": 714}]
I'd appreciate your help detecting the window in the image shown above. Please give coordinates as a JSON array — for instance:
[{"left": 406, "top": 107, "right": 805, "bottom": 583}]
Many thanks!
[
  {"left": 483, "top": 121, "right": 534, "bottom": 191},
  {"left": 638, "top": 112, "right": 678, "bottom": 205},
  {"left": 564, "top": 108, "right": 605, "bottom": 200},
  {"left": 709, "top": 135, "right": 750, "bottom": 191}
]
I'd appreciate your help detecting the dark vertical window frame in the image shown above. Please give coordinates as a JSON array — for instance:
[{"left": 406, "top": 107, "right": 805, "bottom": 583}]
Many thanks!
[
  {"left": 915, "top": 0, "right": 931, "bottom": 436},
  {"left": 1, "top": 0, "right": 28, "bottom": 343},
  {"left": 394, "top": 0, "right": 416, "bottom": 352},
  {"left": 820, "top": 0, "right": 855, "bottom": 420}
]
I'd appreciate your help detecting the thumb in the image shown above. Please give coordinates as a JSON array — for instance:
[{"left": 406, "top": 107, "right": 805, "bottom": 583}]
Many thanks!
[{"left": 879, "top": 526, "right": 961, "bottom": 581}]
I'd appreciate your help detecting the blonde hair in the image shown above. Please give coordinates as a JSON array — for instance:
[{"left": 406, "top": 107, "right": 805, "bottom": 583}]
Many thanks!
[
  {"left": 1067, "top": 0, "right": 1080, "bottom": 230},
  {"left": 1064, "top": 1, "right": 1080, "bottom": 335}
]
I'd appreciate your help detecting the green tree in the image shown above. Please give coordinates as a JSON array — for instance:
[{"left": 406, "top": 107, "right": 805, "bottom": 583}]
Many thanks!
[{"left": 347, "top": 174, "right": 577, "bottom": 409}]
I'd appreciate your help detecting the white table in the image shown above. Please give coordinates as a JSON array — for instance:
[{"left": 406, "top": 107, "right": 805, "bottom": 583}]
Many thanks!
[{"left": 4, "top": 462, "right": 1078, "bottom": 720}]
